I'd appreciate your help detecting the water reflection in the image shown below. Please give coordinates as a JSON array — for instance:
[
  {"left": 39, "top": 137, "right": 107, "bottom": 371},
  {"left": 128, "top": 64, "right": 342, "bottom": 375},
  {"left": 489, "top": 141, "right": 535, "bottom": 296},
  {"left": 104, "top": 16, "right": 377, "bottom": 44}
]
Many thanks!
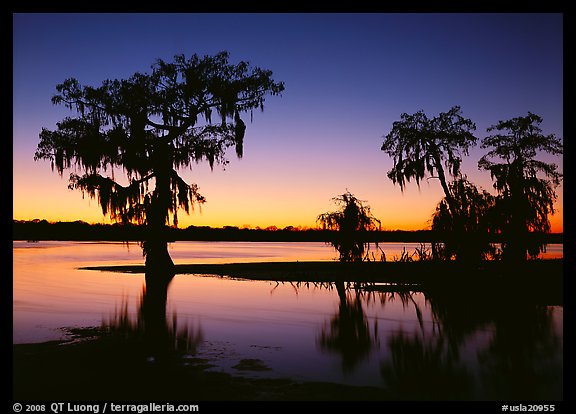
[
  {"left": 103, "top": 270, "right": 203, "bottom": 363},
  {"left": 381, "top": 330, "right": 473, "bottom": 400},
  {"left": 397, "top": 287, "right": 560, "bottom": 399},
  {"left": 317, "top": 281, "right": 377, "bottom": 373},
  {"left": 99, "top": 274, "right": 562, "bottom": 399},
  {"left": 13, "top": 242, "right": 563, "bottom": 399},
  {"left": 313, "top": 280, "right": 562, "bottom": 400},
  {"left": 476, "top": 303, "right": 562, "bottom": 399}
]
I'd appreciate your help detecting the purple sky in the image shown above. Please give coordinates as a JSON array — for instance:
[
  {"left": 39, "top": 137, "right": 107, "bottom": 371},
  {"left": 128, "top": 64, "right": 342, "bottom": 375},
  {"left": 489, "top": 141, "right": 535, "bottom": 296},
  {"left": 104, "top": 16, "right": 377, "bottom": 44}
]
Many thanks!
[{"left": 13, "top": 13, "right": 564, "bottom": 231}]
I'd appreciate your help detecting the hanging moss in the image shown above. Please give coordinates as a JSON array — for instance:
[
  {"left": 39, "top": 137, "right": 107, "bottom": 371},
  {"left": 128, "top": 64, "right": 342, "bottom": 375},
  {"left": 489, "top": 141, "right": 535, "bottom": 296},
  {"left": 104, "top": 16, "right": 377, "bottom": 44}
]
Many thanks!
[{"left": 35, "top": 52, "right": 285, "bottom": 231}]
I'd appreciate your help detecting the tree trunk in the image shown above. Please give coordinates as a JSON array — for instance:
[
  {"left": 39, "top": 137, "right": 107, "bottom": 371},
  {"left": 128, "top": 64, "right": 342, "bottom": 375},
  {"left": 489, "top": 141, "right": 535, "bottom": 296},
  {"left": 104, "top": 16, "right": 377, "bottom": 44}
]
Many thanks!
[
  {"left": 506, "top": 205, "right": 528, "bottom": 263},
  {"left": 144, "top": 198, "right": 175, "bottom": 283},
  {"left": 143, "top": 198, "right": 174, "bottom": 361},
  {"left": 145, "top": 142, "right": 175, "bottom": 281},
  {"left": 504, "top": 162, "right": 528, "bottom": 263},
  {"left": 433, "top": 154, "right": 469, "bottom": 262},
  {"left": 433, "top": 155, "right": 457, "bottom": 217},
  {"left": 142, "top": 142, "right": 178, "bottom": 359},
  {"left": 142, "top": 153, "right": 175, "bottom": 360}
]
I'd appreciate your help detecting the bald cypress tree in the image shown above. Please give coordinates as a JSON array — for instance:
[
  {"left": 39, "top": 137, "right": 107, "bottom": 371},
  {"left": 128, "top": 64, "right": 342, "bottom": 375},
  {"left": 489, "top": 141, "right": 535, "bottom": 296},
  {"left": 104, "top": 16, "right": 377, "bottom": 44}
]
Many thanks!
[
  {"left": 478, "top": 112, "right": 562, "bottom": 262},
  {"left": 381, "top": 106, "right": 478, "bottom": 218},
  {"left": 35, "top": 52, "right": 284, "bottom": 277}
]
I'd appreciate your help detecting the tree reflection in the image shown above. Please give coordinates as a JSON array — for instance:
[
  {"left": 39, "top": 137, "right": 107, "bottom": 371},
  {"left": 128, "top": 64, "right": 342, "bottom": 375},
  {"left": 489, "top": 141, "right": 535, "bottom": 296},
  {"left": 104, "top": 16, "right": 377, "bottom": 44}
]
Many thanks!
[
  {"left": 307, "top": 278, "right": 562, "bottom": 399},
  {"left": 103, "top": 270, "right": 203, "bottom": 363},
  {"left": 358, "top": 285, "right": 474, "bottom": 400},
  {"left": 477, "top": 303, "right": 562, "bottom": 400},
  {"left": 380, "top": 331, "right": 472, "bottom": 400},
  {"left": 403, "top": 284, "right": 563, "bottom": 400},
  {"left": 423, "top": 285, "right": 496, "bottom": 355},
  {"left": 317, "top": 281, "right": 377, "bottom": 374}
]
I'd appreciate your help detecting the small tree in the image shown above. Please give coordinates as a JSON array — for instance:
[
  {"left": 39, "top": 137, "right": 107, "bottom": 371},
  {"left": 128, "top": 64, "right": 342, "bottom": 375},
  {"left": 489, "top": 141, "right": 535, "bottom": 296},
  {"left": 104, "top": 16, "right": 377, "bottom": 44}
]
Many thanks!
[
  {"left": 317, "top": 191, "right": 381, "bottom": 262},
  {"left": 35, "top": 52, "right": 284, "bottom": 277},
  {"left": 478, "top": 112, "right": 563, "bottom": 261},
  {"left": 431, "top": 178, "right": 497, "bottom": 263}
]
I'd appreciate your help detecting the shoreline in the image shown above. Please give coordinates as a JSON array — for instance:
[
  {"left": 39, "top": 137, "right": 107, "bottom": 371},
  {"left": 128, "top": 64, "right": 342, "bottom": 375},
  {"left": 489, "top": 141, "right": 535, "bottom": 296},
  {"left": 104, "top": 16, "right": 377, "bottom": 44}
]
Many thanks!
[
  {"left": 81, "top": 259, "right": 564, "bottom": 305},
  {"left": 13, "top": 333, "right": 389, "bottom": 401},
  {"left": 80, "top": 258, "right": 563, "bottom": 283}
]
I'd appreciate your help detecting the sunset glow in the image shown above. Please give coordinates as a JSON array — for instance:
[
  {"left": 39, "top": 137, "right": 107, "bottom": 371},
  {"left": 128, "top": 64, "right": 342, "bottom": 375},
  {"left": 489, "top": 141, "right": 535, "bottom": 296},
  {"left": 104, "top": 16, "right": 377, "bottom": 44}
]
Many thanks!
[{"left": 13, "top": 13, "right": 563, "bottom": 233}]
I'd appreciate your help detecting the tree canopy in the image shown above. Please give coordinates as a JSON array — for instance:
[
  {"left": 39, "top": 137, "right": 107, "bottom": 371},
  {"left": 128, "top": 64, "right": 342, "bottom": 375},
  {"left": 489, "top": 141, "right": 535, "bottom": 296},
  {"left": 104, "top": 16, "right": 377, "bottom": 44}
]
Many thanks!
[
  {"left": 35, "top": 52, "right": 284, "bottom": 230},
  {"left": 381, "top": 106, "right": 477, "bottom": 216}
]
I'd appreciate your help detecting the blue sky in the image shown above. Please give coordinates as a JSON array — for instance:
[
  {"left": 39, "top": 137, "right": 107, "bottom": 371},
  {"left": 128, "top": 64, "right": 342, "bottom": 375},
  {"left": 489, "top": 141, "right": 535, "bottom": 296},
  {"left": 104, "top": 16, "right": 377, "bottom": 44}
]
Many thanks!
[{"left": 13, "top": 13, "right": 564, "bottom": 231}]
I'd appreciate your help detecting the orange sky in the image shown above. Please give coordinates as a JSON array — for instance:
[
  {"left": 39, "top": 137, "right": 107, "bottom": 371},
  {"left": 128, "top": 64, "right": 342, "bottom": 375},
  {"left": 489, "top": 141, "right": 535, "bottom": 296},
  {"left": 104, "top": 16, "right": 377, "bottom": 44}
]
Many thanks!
[{"left": 13, "top": 153, "right": 564, "bottom": 233}]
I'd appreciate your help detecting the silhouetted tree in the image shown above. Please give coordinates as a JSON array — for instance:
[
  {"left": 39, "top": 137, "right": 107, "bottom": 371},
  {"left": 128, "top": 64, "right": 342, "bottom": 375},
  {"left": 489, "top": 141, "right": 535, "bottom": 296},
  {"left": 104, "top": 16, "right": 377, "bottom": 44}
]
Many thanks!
[
  {"left": 478, "top": 113, "right": 562, "bottom": 262},
  {"left": 35, "top": 52, "right": 284, "bottom": 279},
  {"left": 317, "top": 191, "right": 381, "bottom": 262},
  {"left": 381, "top": 106, "right": 477, "bottom": 217},
  {"left": 431, "top": 178, "right": 497, "bottom": 263}
]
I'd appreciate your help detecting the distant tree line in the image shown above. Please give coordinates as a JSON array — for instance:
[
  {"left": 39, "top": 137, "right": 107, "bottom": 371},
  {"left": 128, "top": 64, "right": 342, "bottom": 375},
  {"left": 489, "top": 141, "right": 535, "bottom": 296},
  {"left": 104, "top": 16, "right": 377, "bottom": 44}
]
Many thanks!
[{"left": 12, "top": 219, "right": 562, "bottom": 244}]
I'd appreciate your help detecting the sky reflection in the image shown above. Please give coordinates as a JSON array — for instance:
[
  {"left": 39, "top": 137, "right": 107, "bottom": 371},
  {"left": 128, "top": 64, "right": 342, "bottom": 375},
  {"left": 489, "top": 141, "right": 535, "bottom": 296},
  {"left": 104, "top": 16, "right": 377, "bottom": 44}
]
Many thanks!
[{"left": 13, "top": 241, "right": 562, "bottom": 397}]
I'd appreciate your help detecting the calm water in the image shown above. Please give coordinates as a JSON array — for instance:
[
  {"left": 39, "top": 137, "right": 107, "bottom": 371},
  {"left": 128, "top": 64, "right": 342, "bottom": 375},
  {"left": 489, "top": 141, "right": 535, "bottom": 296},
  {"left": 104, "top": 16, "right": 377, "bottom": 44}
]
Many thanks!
[{"left": 13, "top": 241, "right": 563, "bottom": 399}]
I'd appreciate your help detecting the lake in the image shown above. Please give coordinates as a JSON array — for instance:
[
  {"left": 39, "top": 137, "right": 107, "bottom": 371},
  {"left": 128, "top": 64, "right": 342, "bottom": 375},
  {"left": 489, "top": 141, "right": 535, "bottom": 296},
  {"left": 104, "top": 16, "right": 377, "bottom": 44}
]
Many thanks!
[{"left": 13, "top": 241, "right": 563, "bottom": 400}]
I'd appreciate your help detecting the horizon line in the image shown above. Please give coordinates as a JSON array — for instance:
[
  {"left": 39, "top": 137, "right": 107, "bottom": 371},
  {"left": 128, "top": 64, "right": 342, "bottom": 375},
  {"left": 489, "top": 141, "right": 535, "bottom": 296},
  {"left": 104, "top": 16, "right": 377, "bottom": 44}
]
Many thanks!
[{"left": 12, "top": 218, "right": 564, "bottom": 235}]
